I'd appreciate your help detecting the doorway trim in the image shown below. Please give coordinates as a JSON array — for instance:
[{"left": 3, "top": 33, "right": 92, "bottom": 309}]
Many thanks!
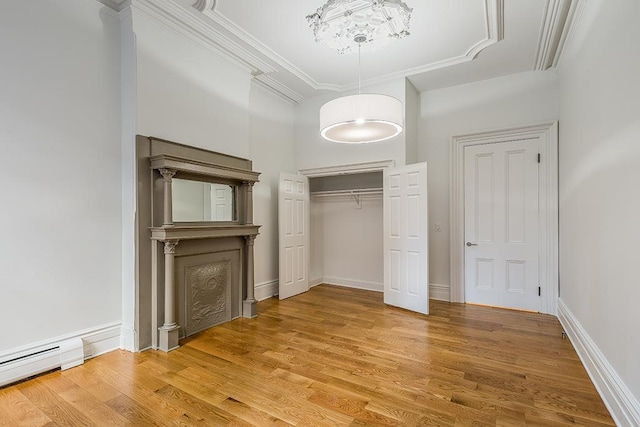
[
  {"left": 299, "top": 160, "right": 395, "bottom": 178},
  {"left": 449, "top": 122, "right": 559, "bottom": 315}
]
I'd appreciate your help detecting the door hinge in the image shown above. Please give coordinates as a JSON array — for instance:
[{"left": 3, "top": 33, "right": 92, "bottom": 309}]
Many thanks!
[
  {"left": 538, "top": 286, "right": 541, "bottom": 296},
  {"left": 537, "top": 153, "right": 541, "bottom": 163}
]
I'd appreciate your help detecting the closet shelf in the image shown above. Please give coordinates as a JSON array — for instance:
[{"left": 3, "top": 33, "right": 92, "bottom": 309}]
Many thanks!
[{"left": 310, "top": 188, "right": 383, "bottom": 208}]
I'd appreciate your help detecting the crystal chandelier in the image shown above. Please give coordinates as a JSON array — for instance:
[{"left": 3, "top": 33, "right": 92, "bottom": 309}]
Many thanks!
[{"left": 307, "top": 0, "right": 412, "bottom": 144}]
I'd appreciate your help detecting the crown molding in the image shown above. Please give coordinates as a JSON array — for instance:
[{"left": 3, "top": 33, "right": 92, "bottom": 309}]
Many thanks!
[
  {"left": 253, "top": 74, "right": 305, "bottom": 104},
  {"left": 534, "top": 0, "right": 588, "bottom": 70},
  {"left": 202, "top": 0, "right": 503, "bottom": 93},
  {"left": 337, "top": 0, "right": 504, "bottom": 92},
  {"left": 97, "top": 0, "right": 127, "bottom": 11},
  {"left": 120, "top": 0, "right": 505, "bottom": 100},
  {"left": 534, "top": 0, "right": 573, "bottom": 70},
  {"left": 129, "top": 0, "right": 276, "bottom": 76},
  {"left": 551, "top": 0, "right": 588, "bottom": 69},
  {"left": 202, "top": 6, "right": 341, "bottom": 92},
  {"left": 192, "top": 0, "right": 216, "bottom": 13}
]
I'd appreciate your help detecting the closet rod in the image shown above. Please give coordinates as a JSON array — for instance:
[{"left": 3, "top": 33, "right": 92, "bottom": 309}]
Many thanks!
[{"left": 310, "top": 188, "right": 383, "bottom": 197}]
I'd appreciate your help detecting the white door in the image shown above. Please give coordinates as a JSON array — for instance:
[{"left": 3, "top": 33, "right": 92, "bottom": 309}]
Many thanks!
[
  {"left": 464, "top": 139, "right": 540, "bottom": 311},
  {"left": 210, "top": 184, "right": 233, "bottom": 221},
  {"left": 278, "top": 172, "right": 310, "bottom": 300},
  {"left": 383, "top": 163, "right": 429, "bottom": 315}
]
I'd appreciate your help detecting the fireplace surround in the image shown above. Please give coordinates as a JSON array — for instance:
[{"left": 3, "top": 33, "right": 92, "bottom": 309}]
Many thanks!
[{"left": 136, "top": 136, "right": 260, "bottom": 352}]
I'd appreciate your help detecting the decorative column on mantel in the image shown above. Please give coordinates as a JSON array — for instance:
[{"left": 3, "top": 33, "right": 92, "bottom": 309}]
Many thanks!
[
  {"left": 243, "top": 234, "right": 258, "bottom": 318},
  {"left": 159, "top": 239, "right": 180, "bottom": 351},
  {"left": 159, "top": 168, "right": 176, "bottom": 227},
  {"left": 243, "top": 181, "right": 254, "bottom": 225}
]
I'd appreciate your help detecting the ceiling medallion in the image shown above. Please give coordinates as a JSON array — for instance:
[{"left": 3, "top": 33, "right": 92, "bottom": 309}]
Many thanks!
[{"left": 307, "top": 0, "right": 412, "bottom": 54}]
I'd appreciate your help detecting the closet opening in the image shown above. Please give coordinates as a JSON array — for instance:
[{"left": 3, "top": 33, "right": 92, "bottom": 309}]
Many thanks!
[
  {"left": 308, "top": 171, "right": 385, "bottom": 293},
  {"left": 279, "top": 160, "right": 429, "bottom": 314}
]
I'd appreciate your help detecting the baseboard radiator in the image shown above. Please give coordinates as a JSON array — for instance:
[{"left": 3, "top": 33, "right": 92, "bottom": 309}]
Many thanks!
[{"left": 0, "top": 338, "right": 84, "bottom": 388}]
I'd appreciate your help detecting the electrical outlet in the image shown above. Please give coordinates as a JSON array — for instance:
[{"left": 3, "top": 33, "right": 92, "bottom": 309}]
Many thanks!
[{"left": 435, "top": 223, "right": 442, "bottom": 232}]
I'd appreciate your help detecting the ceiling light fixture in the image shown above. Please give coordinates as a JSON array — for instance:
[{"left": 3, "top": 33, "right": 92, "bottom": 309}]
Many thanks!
[
  {"left": 307, "top": 0, "right": 412, "bottom": 144},
  {"left": 307, "top": 0, "right": 412, "bottom": 55}
]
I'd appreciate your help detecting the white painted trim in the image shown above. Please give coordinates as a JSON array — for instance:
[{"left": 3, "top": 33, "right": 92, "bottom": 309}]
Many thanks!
[
  {"left": 553, "top": 0, "right": 589, "bottom": 69},
  {"left": 97, "top": 0, "right": 127, "bottom": 12},
  {"left": 253, "top": 75, "right": 304, "bottom": 104},
  {"left": 129, "top": 0, "right": 271, "bottom": 75},
  {"left": 255, "top": 279, "right": 279, "bottom": 301},
  {"left": 534, "top": 0, "right": 588, "bottom": 70},
  {"left": 534, "top": 0, "right": 571, "bottom": 70},
  {"left": 203, "top": 0, "right": 503, "bottom": 93},
  {"left": 429, "top": 284, "right": 450, "bottom": 301},
  {"left": 119, "top": 324, "right": 137, "bottom": 353},
  {"left": 449, "top": 122, "right": 559, "bottom": 315},
  {"left": 299, "top": 160, "right": 395, "bottom": 178},
  {"left": 310, "top": 277, "right": 323, "bottom": 288},
  {"left": 120, "top": 4, "right": 138, "bottom": 354},
  {"left": 80, "top": 323, "right": 122, "bottom": 359},
  {"left": 0, "top": 322, "right": 121, "bottom": 387},
  {"left": 126, "top": 0, "right": 306, "bottom": 103},
  {"left": 557, "top": 299, "right": 640, "bottom": 426},
  {"left": 323, "top": 276, "right": 383, "bottom": 292}
]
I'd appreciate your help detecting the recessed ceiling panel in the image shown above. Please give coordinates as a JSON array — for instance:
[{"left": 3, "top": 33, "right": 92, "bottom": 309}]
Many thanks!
[{"left": 214, "top": 0, "right": 495, "bottom": 89}]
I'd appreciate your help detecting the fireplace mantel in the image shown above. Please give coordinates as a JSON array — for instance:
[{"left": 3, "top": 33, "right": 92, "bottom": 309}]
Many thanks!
[
  {"left": 136, "top": 136, "right": 261, "bottom": 353},
  {"left": 150, "top": 224, "right": 260, "bottom": 241}
]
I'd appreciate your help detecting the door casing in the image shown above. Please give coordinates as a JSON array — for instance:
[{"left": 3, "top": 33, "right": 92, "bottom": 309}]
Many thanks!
[{"left": 450, "top": 122, "right": 559, "bottom": 315}]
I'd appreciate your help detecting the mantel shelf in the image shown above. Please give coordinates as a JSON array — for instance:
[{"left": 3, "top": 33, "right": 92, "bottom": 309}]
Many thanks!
[
  {"left": 150, "top": 224, "right": 260, "bottom": 241},
  {"left": 150, "top": 154, "right": 260, "bottom": 183}
]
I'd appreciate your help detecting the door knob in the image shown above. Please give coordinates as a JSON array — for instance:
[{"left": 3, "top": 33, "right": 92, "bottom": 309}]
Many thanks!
[{"left": 466, "top": 242, "right": 478, "bottom": 247}]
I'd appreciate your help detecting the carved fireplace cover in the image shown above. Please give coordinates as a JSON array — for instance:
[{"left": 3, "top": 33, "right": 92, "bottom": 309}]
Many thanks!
[{"left": 185, "top": 261, "right": 232, "bottom": 336}]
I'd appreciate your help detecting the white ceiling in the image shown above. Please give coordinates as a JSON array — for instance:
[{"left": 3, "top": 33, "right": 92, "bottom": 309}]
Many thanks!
[{"left": 165, "top": 0, "right": 574, "bottom": 102}]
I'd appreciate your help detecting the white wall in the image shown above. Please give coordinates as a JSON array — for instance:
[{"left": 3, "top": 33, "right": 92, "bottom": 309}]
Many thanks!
[
  {"left": 557, "top": 0, "right": 640, "bottom": 409},
  {"left": 405, "top": 79, "right": 420, "bottom": 165},
  {"left": 310, "top": 197, "right": 384, "bottom": 291},
  {"left": 249, "top": 83, "right": 296, "bottom": 298},
  {"left": 295, "top": 79, "right": 407, "bottom": 170},
  {"left": 133, "top": 7, "right": 252, "bottom": 158},
  {"left": 0, "top": 1, "right": 122, "bottom": 351},
  {"left": 419, "top": 71, "right": 560, "bottom": 296}
]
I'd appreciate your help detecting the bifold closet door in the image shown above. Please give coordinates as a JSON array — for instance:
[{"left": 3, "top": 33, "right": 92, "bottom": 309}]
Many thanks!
[
  {"left": 383, "top": 163, "right": 429, "bottom": 315},
  {"left": 278, "top": 172, "right": 310, "bottom": 299}
]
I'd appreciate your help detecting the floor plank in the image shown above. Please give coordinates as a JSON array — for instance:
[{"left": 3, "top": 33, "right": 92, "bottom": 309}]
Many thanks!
[{"left": 0, "top": 285, "right": 614, "bottom": 426}]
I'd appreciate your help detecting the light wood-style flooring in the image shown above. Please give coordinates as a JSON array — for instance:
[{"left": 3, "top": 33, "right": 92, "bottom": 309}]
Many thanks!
[{"left": 0, "top": 285, "right": 613, "bottom": 426}]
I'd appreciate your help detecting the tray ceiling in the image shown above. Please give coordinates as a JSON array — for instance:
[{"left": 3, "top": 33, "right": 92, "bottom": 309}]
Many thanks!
[{"left": 127, "top": 0, "right": 578, "bottom": 102}]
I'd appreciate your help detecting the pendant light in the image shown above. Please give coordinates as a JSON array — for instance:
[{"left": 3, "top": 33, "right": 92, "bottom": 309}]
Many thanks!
[
  {"left": 307, "top": 0, "right": 411, "bottom": 144},
  {"left": 319, "top": 38, "right": 403, "bottom": 143}
]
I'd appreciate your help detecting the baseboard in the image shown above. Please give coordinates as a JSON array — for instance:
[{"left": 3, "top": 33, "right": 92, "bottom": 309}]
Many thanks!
[
  {"left": 310, "top": 277, "right": 323, "bottom": 287},
  {"left": 429, "top": 283, "right": 450, "bottom": 301},
  {"left": 322, "top": 276, "right": 383, "bottom": 292},
  {"left": 0, "top": 321, "right": 121, "bottom": 387},
  {"left": 557, "top": 298, "right": 640, "bottom": 426},
  {"left": 119, "top": 324, "right": 137, "bottom": 352},
  {"left": 255, "top": 279, "right": 279, "bottom": 301},
  {"left": 82, "top": 323, "right": 122, "bottom": 359}
]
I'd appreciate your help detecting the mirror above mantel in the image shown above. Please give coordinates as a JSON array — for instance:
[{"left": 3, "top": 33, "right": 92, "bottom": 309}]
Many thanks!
[{"left": 172, "top": 179, "right": 237, "bottom": 222}]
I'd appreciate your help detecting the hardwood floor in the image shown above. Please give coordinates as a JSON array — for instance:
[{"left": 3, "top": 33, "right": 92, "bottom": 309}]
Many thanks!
[{"left": 0, "top": 285, "right": 614, "bottom": 426}]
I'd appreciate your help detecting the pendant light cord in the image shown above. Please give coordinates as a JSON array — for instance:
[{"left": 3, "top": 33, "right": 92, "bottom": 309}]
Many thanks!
[{"left": 358, "top": 42, "right": 362, "bottom": 94}]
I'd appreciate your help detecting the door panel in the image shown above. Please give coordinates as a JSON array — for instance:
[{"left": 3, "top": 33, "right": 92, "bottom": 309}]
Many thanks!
[
  {"left": 464, "top": 140, "right": 539, "bottom": 311},
  {"left": 279, "top": 172, "right": 310, "bottom": 300},
  {"left": 383, "top": 163, "right": 429, "bottom": 314}
]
